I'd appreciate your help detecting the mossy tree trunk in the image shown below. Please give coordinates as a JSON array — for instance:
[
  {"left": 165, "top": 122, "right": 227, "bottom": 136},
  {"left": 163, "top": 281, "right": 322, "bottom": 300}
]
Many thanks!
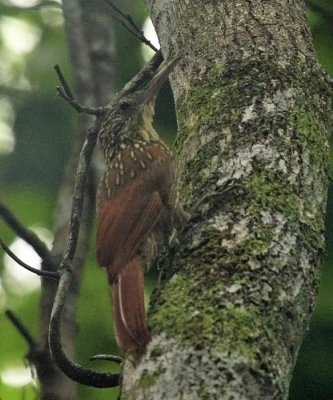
[{"left": 121, "top": 1, "right": 332, "bottom": 399}]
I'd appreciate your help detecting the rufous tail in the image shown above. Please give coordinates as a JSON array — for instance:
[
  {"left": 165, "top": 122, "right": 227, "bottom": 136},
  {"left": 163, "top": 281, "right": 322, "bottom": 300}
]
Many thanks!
[{"left": 109, "top": 255, "right": 151, "bottom": 352}]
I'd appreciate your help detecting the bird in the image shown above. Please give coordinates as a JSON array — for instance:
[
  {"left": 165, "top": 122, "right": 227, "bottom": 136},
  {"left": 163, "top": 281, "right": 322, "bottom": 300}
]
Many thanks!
[{"left": 96, "top": 56, "right": 180, "bottom": 353}]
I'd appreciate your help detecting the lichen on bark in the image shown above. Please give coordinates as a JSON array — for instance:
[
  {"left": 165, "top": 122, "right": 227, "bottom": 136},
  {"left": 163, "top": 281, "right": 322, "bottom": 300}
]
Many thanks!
[{"left": 121, "top": 0, "right": 333, "bottom": 399}]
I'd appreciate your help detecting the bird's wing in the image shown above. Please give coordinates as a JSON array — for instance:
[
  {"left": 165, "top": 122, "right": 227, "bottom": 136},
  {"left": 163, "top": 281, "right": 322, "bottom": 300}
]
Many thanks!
[{"left": 96, "top": 176, "right": 163, "bottom": 280}]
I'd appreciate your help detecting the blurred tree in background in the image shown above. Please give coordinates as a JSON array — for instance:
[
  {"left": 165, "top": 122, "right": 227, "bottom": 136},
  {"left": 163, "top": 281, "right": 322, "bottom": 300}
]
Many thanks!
[{"left": 0, "top": 0, "right": 331, "bottom": 399}]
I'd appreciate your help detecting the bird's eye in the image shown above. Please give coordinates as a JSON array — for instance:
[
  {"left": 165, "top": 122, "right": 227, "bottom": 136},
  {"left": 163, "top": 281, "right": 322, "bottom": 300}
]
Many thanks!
[{"left": 119, "top": 101, "right": 130, "bottom": 111}]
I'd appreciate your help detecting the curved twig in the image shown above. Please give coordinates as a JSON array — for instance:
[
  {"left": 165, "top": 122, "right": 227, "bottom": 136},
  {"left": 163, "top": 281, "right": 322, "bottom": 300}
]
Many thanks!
[
  {"left": 0, "top": 202, "right": 52, "bottom": 267},
  {"left": 0, "top": 239, "right": 59, "bottom": 280},
  {"left": 48, "top": 117, "right": 119, "bottom": 388},
  {"left": 104, "top": 0, "right": 159, "bottom": 52},
  {"left": 54, "top": 65, "right": 106, "bottom": 115},
  {"left": 49, "top": 263, "right": 119, "bottom": 387}
]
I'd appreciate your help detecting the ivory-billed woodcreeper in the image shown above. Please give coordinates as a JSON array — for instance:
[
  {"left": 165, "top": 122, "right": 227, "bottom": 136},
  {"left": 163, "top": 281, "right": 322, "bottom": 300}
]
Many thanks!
[{"left": 96, "top": 57, "right": 180, "bottom": 352}]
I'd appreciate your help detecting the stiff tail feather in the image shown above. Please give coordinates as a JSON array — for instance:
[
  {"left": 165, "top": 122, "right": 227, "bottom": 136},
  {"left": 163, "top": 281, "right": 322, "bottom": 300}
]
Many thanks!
[{"left": 110, "top": 255, "right": 151, "bottom": 352}]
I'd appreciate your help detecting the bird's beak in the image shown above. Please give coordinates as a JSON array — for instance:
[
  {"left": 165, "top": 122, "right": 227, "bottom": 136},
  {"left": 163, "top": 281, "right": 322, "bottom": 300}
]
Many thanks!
[{"left": 142, "top": 56, "right": 180, "bottom": 104}]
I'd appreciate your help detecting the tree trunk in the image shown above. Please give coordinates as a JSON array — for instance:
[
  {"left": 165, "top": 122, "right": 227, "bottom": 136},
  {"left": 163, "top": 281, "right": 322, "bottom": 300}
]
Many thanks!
[{"left": 121, "top": 1, "right": 332, "bottom": 399}]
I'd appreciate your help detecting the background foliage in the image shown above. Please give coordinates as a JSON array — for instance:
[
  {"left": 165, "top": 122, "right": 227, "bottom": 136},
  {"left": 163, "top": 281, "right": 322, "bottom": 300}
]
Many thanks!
[{"left": 0, "top": 1, "right": 332, "bottom": 399}]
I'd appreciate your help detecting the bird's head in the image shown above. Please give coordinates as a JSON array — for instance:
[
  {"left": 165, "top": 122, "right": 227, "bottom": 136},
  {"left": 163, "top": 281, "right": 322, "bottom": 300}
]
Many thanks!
[{"left": 99, "top": 56, "right": 179, "bottom": 159}]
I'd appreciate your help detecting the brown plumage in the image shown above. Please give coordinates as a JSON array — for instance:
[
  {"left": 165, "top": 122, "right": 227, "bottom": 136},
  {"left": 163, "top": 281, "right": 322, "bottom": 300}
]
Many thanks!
[{"left": 96, "top": 57, "right": 179, "bottom": 352}]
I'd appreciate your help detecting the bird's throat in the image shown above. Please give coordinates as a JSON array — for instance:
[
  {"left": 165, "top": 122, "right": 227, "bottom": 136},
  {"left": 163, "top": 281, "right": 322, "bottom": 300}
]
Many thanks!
[{"left": 138, "top": 102, "right": 160, "bottom": 142}]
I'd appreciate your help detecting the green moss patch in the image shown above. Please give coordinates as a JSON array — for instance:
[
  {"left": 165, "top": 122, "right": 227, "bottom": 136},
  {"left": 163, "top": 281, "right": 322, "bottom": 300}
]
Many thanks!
[
  {"left": 245, "top": 171, "right": 299, "bottom": 219},
  {"left": 150, "top": 274, "right": 265, "bottom": 365}
]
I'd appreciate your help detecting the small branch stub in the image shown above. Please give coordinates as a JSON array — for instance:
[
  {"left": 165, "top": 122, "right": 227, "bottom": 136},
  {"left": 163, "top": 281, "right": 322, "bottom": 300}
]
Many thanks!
[
  {"left": 54, "top": 65, "right": 107, "bottom": 116},
  {"left": 104, "top": 0, "right": 159, "bottom": 52}
]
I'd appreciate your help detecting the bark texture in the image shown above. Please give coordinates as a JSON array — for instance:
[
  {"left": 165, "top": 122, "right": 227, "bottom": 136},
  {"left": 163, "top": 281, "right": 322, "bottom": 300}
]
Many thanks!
[{"left": 121, "top": 1, "right": 332, "bottom": 399}]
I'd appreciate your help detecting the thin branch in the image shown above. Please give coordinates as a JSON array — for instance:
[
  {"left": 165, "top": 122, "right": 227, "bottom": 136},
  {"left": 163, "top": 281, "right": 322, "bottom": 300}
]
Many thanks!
[
  {"left": 0, "top": 239, "right": 59, "bottom": 280},
  {"left": 56, "top": 86, "right": 106, "bottom": 115},
  {"left": 105, "top": 0, "right": 140, "bottom": 34},
  {"left": 54, "top": 64, "right": 74, "bottom": 99},
  {"left": 54, "top": 65, "right": 106, "bottom": 115},
  {"left": 104, "top": 0, "right": 159, "bottom": 52},
  {"left": 5, "top": 310, "right": 37, "bottom": 349},
  {"left": 48, "top": 118, "right": 119, "bottom": 388},
  {"left": 0, "top": 202, "right": 53, "bottom": 267},
  {"left": 61, "top": 125, "right": 100, "bottom": 262},
  {"left": 50, "top": 265, "right": 119, "bottom": 387}
]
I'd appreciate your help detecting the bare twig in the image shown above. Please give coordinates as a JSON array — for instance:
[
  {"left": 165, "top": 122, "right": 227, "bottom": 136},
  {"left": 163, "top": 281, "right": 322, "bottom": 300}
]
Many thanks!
[
  {"left": 54, "top": 64, "right": 74, "bottom": 99},
  {"left": 0, "top": 239, "right": 59, "bottom": 280},
  {"left": 50, "top": 266, "right": 119, "bottom": 387},
  {"left": 56, "top": 87, "right": 106, "bottom": 115},
  {"left": 5, "top": 310, "right": 37, "bottom": 349},
  {"left": 0, "top": 203, "right": 53, "bottom": 269},
  {"left": 54, "top": 65, "right": 106, "bottom": 115},
  {"left": 0, "top": 202, "right": 52, "bottom": 267},
  {"left": 104, "top": 0, "right": 159, "bottom": 52},
  {"left": 59, "top": 122, "right": 101, "bottom": 262},
  {"left": 48, "top": 117, "right": 119, "bottom": 388}
]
